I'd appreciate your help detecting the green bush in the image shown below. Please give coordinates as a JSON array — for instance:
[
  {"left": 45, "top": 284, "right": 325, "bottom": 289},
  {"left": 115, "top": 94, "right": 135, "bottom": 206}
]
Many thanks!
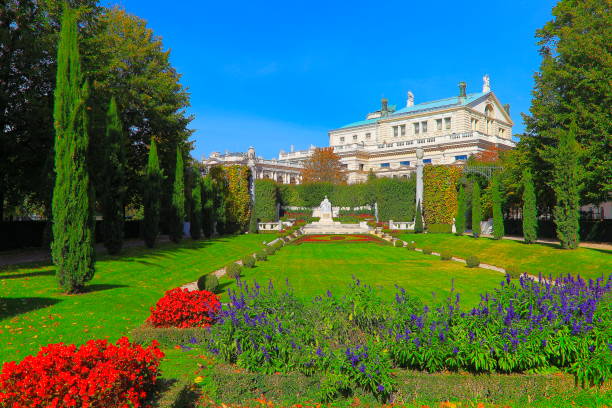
[
  {"left": 241, "top": 255, "right": 256, "bottom": 268},
  {"left": 264, "top": 245, "right": 276, "bottom": 256},
  {"left": 422, "top": 247, "right": 432, "bottom": 255},
  {"left": 440, "top": 250, "right": 452, "bottom": 261},
  {"left": 197, "top": 274, "right": 219, "bottom": 292},
  {"left": 406, "top": 242, "right": 416, "bottom": 250},
  {"left": 253, "top": 179, "right": 278, "bottom": 222},
  {"left": 394, "top": 239, "right": 404, "bottom": 248},
  {"left": 427, "top": 223, "right": 452, "bottom": 234},
  {"left": 225, "top": 262, "right": 242, "bottom": 279},
  {"left": 466, "top": 255, "right": 480, "bottom": 268},
  {"left": 255, "top": 251, "right": 267, "bottom": 261},
  {"left": 505, "top": 264, "right": 523, "bottom": 279}
]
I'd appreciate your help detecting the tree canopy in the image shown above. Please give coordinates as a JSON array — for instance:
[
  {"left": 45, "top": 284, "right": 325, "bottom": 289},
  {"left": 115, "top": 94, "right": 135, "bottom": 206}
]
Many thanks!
[{"left": 300, "top": 147, "right": 346, "bottom": 184}]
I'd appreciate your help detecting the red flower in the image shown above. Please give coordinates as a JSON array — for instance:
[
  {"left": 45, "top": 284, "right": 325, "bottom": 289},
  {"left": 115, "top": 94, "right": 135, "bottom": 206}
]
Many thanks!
[
  {"left": 147, "top": 288, "right": 221, "bottom": 328},
  {"left": 0, "top": 338, "right": 163, "bottom": 408}
]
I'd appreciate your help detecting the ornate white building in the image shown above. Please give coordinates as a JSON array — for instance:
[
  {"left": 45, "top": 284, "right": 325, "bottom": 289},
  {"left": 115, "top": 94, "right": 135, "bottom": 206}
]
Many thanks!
[{"left": 203, "top": 76, "right": 515, "bottom": 184}]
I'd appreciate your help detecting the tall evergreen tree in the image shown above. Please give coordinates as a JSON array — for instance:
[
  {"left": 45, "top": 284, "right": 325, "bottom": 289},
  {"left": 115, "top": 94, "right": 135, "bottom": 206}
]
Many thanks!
[
  {"left": 471, "top": 182, "right": 482, "bottom": 237},
  {"left": 100, "top": 97, "right": 126, "bottom": 254},
  {"left": 491, "top": 174, "right": 505, "bottom": 240},
  {"left": 201, "top": 175, "right": 215, "bottom": 238},
  {"left": 190, "top": 177, "right": 203, "bottom": 240},
  {"left": 51, "top": 4, "right": 95, "bottom": 293},
  {"left": 143, "top": 138, "right": 162, "bottom": 248},
  {"left": 548, "top": 122, "right": 582, "bottom": 249},
  {"left": 414, "top": 200, "right": 423, "bottom": 233},
  {"left": 522, "top": 168, "right": 538, "bottom": 243},
  {"left": 170, "top": 148, "right": 185, "bottom": 243},
  {"left": 455, "top": 185, "right": 466, "bottom": 236}
]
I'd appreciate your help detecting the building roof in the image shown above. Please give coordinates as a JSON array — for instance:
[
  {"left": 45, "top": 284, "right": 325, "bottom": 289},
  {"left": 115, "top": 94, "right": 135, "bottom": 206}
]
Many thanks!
[{"left": 338, "top": 92, "right": 488, "bottom": 129}]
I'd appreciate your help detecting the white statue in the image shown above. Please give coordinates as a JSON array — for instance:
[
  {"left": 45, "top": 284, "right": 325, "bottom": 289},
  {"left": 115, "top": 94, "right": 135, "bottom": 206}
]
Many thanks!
[
  {"left": 320, "top": 196, "right": 332, "bottom": 215},
  {"left": 482, "top": 74, "right": 491, "bottom": 93}
]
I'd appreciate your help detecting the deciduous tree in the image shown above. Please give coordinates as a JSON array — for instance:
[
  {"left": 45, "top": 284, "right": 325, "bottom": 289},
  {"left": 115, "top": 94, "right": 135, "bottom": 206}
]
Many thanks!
[{"left": 300, "top": 147, "right": 346, "bottom": 184}]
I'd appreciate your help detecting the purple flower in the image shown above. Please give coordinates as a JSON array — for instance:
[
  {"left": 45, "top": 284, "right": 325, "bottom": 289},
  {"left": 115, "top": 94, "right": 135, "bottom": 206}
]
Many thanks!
[{"left": 377, "top": 384, "right": 385, "bottom": 392}]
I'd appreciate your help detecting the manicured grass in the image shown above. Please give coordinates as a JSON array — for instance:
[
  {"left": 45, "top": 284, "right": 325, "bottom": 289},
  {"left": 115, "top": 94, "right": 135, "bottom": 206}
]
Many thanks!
[
  {"left": 400, "top": 233, "right": 611, "bottom": 280},
  {"left": 222, "top": 241, "right": 508, "bottom": 308},
  {"left": 0, "top": 234, "right": 268, "bottom": 365}
]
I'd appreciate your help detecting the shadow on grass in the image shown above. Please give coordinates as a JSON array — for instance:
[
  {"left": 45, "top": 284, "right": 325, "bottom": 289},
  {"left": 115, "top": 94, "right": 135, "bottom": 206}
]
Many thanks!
[
  {"left": 0, "top": 297, "right": 62, "bottom": 320},
  {"left": 149, "top": 378, "right": 200, "bottom": 408},
  {"left": 84, "top": 284, "right": 129, "bottom": 293},
  {"left": 0, "top": 270, "right": 54, "bottom": 280}
]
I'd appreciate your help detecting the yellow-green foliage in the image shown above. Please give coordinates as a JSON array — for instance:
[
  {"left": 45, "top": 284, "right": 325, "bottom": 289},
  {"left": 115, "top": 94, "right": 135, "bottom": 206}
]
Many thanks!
[
  {"left": 225, "top": 165, "right": 251, "bottom": 230},
  {"left": 423, "top": 165, "right": 462, "bottom": 225}
]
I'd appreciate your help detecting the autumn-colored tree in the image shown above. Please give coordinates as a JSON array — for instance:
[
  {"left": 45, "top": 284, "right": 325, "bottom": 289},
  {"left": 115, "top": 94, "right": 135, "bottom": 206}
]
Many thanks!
[
  {"left": 471, "top": 146, "right": 503, "bottom": 164},
  {"left": 300, "top": 147, "right": 346, "bottom": 184}
]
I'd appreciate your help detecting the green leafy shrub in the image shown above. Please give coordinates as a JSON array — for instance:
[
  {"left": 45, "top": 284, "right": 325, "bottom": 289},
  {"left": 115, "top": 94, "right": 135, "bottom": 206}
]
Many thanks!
[
  {"left": 264, "top": 246, "right": 276, "bottom": 256},
  {"left": 242, "top": 255, "right": 256, "bottom": 268},
  {"left": 197, "top": 274, "right": 219, "bottom": 292},
  {"left": 406, "top": 242, "right": 416, "bottom": 250},
  {"left": 255, "top": 251, "right": 267, "bottom": 261},
  {"left": 427, "top": 224, "right": 452, "bottom": 234},
  {"left": 225, "top": 263, "right": 242, "bottom": 279},
  {"left": 394, "top": 240, "right": 404, "bottom": 248},
  {"left": 253, "top": 179, "right": 278, "bottom": 222},
  {"left": 440, "top": 250, "right": 452, "bottom": 260},
  {"left": 466, "top": 255, "right": 480, "bottom": 268},
  {"left": 422, "top": 247, "right": 432, "bottom": 255},
  {"left": 505, "top": 264, "right": 523, "bottom": 279},
  {"left": 423, "top": 165, "right": 462, "bottom": 225}
]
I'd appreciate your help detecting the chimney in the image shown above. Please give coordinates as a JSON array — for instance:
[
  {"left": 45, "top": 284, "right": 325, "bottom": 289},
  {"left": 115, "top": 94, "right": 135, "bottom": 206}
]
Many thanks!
[
  {"left": 381, "top": 97, "right": 388, "bottom": 113},
  {"left": 458, "top": 82, "right": 467, "bottom": 98},
  {"left": 407, "top": 91, "right": 414, "bottom": 107}
]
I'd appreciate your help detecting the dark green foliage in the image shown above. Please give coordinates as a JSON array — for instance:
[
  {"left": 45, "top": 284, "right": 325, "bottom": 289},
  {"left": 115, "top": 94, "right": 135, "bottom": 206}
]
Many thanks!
[
  {"left": 471, "top": 182, "right": 482, "bottom": 237},
  {"left": 264, "top": 245, "right": 276, "bottom": 256},
  {"left": 522, "top": 168, "right": 538, "bottom": 244},
  {"left": 248, "top": 210, "right": 258, "bottom": 234},
  {"left": 255, "top": 251, "right": 267, "bottom": 261},
  {"left": 549, "top": 123, "right": 581, "bottom": 249},
  {"left": 394, "top": 240, "right": 403, "bottom": 248},
  {"left": 100, "top": 97, "right": 126, "bottom": 254},
  {"left": 421, "top": 247, "right": 432, "bottom": 255},
  {"left": 414, "top": 201, "right": 424, "bottom": 233},
  {"left": 190, "top": 178, "right": 202, "bottom": 240},
  {"left": 440, "top": 250, "right": 452, "bottom": 261},
  {"left": 51, "top": 5, "right": 95, "bottom": 293},
  {"left": 201, "top": 175, "right": 215, "bottom": 238},
  {"left": 143, "top": 138, "right": 162, "bottom": 248},
  {"left": 371, "top": 176, "right": 416, "bottom": 221},
  {"left": 170, "top": 148, "right": 185, "bottom": 243},
  {"left": 209, "top": 167, "right": 230, "bottom": 235},
  {"left": 197, "top": 274, "right": 219, "bottom": 293},
  {"left": 225, "top": 263, "right": 242, "bottom": 279},
  {"left": 253, "top": 179, "right": 278, "bottom": 222},
  {"left": 406, "top": 242, "right": 416, "bottom": 250},
  {"left": 427, "top": 224, "right": 452, "bottom": 234},
  {"left": 465, "top": 255, "right": 480, "bottom": 268},
  {"left": 491, "top": 174, "right": 504, "bottom": 240},
  {"left": 241, "top": 255, "right": 256, "bottom": 268},
  {"left": 455, "top": 184, "right": 466, "bottom": 236}
]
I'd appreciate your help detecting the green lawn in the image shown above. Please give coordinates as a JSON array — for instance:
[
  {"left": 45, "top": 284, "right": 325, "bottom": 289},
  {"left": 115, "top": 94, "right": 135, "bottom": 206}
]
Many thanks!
[
  {"left": 0, "top": 234, "right": 268, "bottom": 365},
  {"left": 400, "top": 233, "right": 611, "bottom": 280},
  {"left": 221, "top": 241, "right": 508, "bottom": 308}
]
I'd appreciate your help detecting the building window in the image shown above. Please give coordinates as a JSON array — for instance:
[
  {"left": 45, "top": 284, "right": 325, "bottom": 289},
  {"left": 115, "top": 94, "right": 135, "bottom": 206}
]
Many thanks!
[
  {"left": 414, "top": 122, "right": 420, "bottom": 134},
  {"left": 421, "top": 121, "right": 428, "bottom": 133},
  {"left": 498, "top": 128, "right": 505, "bottom": 137},
  {"left": 454, "top": 155, "right": 468, "bottom": 161},
  {"left": 340, "top": 136, "right": 345, "bottom": 143},
  {"left": 423, "top": 159, "right": 432, "bottom": 164},
  {"left": 445, "top": 117, "right": 451, "bottom": 130},
  {"left": 400, "top": 124, "right": 406, "bottom": 136},
  {"left": 359, "top": 164, "right": 364, "bottom": 171},
  {"left": 486, "top": 119, "right": 494, "bottom": 134},
  {"left": 353, "top": 134, "right": 357, "bottom": 140},
  {"left": 436, "top": 119, "right": 442, "bottom": 131},
  {"left": 365, "top": 133, "right": 371, "bottom": 139},
  {"left": 380, "top": 163, "right": 390, "bottom": 168},
  {"left": 393, "top": 126, "right": 398, "bottom": 137},
  {"left": 471, "top": 118, "right": 479, "bottom": 130},
  {"left": 400, "top": 161, "right": 410, "bottom": 166}
]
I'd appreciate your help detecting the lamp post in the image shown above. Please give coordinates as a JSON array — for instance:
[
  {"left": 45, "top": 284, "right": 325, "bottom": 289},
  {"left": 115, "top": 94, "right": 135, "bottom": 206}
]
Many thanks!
[{"left": 415, "top": 148, "right": 424, "bottom": 213}]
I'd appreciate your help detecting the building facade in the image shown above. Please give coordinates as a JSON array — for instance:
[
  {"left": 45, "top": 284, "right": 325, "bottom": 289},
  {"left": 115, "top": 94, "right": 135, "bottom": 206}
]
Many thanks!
[{"left": 203, "top": 76, "right": 515, "bottom": 185}]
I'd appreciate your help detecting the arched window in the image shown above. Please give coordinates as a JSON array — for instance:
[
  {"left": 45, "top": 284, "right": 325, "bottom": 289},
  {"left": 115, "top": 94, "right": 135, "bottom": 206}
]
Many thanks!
[{"left": 485, "top": 104, "right": 494, "bottom": 134}]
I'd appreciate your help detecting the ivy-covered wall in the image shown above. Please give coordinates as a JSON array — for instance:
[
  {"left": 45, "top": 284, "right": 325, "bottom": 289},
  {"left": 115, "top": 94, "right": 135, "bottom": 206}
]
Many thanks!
[
  {"left": 253, "top": 179, "right": 278, "bottom": 222},
  {"left": 423, "top": 165, "right": 462, "bottom": 225}
]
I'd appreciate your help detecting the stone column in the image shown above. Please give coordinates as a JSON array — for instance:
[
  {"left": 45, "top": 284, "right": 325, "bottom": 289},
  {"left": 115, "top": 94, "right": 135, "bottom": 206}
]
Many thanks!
[{"left": 415, "top": 148, "right": 424, "bottom": 219}]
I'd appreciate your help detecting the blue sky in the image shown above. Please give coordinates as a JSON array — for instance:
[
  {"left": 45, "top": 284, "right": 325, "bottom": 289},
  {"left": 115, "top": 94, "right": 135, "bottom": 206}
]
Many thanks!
[{"left": 106, "top": 0, "right": 557, "bottom": 159}]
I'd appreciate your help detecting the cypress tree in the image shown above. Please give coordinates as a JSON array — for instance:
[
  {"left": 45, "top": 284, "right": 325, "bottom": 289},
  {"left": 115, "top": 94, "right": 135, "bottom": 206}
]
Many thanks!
[
  {"left": 550, "top": 122, "right": 581, "bottom": 249},
  {"left": 491, "top": 174, "right": 505, "bottom": 240},
  {"left": 455, "top": 184, "right": 466, "bottom": 236},
  {"left": 143, "top": 138, "right": 162, "bottom": 248},
  {"left": 100, "top": 97, "right": 126, "bottom": 254},
  {"left": 201, "top": 175, "right": 215, "bottom": 238},
  {"left": 170, "top": 148, "right": 185, "bottom": 243},
  {"left": 471, "top": 182, "right": 482, "bottom": 237},
  {"left": 522, "top": 168, "right": 538, "bottom": 243},
  {"left": 190, "top": 177, "right": 203, "bottom": 239},
  {"left": 51, "top": 4, "right": 95, "bottom": 293},
  {"left": 414, "top": 200, "right": 424, "bottom": 233}
]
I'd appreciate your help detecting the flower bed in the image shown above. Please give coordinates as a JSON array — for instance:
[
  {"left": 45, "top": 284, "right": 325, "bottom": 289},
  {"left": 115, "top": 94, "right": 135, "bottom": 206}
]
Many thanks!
[
  {"left": 0, "top": 337, "right": 164, "bottom": 408},
  {"left": 293, "top": 234, "right": 387, "bottom": 245},
  {"left": 148, "top": 287, "right": 221, "bottom": 328}
]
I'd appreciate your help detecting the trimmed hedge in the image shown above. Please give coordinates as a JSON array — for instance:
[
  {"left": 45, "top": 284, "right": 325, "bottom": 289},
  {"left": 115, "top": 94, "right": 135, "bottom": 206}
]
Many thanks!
[
  {"left": 241, "top": 255, "right": 256, "bottom": 268},
  {"left": 225, "top": 263, "right": 242, "bottom": 279},
  {"left": 255, "top": 251, "right": 267, "bottom": 261},
  {"left": 466, "top": 255, "right": 480, "bottom": 268},
  {"left": 422, "top": 247, "right": 433, "bottom": 255},
  {"left": 427, "top": 223, "right": 452, "bottom": 234},
  {"left": 440, "top": 250, "right": 453, "bottom": 260},
  {"left": 253, "top": 179, "right": 278, "bottom": 222},
  {"left": 197, "top": 274, "right": 219, "bottom": 292}
]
